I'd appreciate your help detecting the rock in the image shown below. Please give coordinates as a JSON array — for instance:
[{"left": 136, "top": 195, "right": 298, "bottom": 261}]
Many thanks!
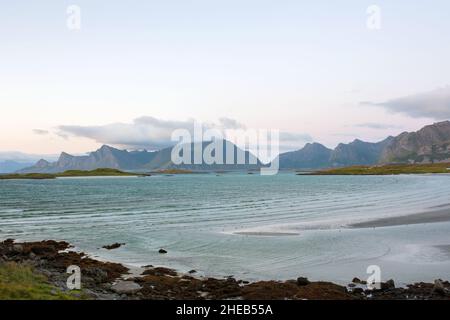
[
  {"left": 352, "top": 287, "right": 364, "bottom": 294},
  {"left": 11, "top": 244, "right": 24, "bottom": 253},
  {"left": 433, "top": 279, "right": 446, "bottom": 296},
  {"left": 348, "top": 283, "right": 356, "bottom": 288},
  {"left": 296, "top": 277, "right": 310, "bottom": 286},
  {"left": 381, "top": 279, "right": 395, "bottom": 290},
  {"left": 85, "top": 267, "right": 108, "bottom": 283},
  {"left": 158, "top": 249, "right": 167, "bottom": 254},
  {"left": 102, "top": 243, "right": 125, "bottom": 250},
  {"left": 111, "top": 280, "right": 142, "bottom": 294},
  {"left": 3, "top": 239, "right": 14, "bottom": 245},
  {"left": 188, "top": 269, "right": 197, "bottom": 274},
  {"left": 352, "top": 277, "right": 361, "bottom": 283},
  {"left": 29, "top": 252, "right": 36, "bottom": 259}
]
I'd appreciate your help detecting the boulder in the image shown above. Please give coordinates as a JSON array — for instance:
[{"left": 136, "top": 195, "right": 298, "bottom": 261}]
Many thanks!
[
  {"left": 11, "top": 244, "right": 24, "bottom": 254},
  {"left": 296, "top": 277, "right": 310, "bottom": 286},
  {"left": 111, "top": 280, "right": 142, "bottom": 294},
  {"left": 433, "top": 279, "right": 446, "bottom": 296},
  {"left": 381, "top": 279, "right": 395, "bottom": 290},
  {"left": 352, "top": 277, "right": 361, "bottom": 283},
  {"left": 158, "top": 249, "right": 167, "bottom": 254},
  {"left": 84, "top": 267, "right": 109, "bottom": 283},
  {"left": 102, "top": 243, "right": 125, "bottom": 250}
]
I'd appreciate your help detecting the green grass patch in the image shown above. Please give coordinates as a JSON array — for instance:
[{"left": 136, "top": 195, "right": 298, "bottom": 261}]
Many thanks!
[
  {"left": 57, "top": 168, "right": 138, "bottom": 177},
  {"left": 0, "top": 262, "right": 83, "bottom": 300},
  {"left": 0, "top": 168, "right": 143, "bottom": 180},
  {"left": 0, "top": 173, "right": 55, "bottom": 180},
  {"left": 308, "top": 163, "right": 450, "bottom": 175}
]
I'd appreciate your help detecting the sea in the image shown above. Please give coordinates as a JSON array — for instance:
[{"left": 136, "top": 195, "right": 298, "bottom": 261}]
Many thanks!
[{"left": 1, "top": 172, "right": 450, "bottom": 285}]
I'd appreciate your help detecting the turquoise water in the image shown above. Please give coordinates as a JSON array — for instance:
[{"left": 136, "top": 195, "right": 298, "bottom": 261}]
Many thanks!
[{"left": 1, "top": 173, "right": 450, "bottom": 284}]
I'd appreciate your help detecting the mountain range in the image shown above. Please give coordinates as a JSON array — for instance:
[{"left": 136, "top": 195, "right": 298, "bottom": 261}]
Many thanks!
[
  {"left": 16, "top": 121, "right": 450, "bottom": 173},
  {"left": 277, "top": 121, "right": 450, "bottom": 169},
  {"left": 18, "top": 140, "right": 262, "bottom": 173}
]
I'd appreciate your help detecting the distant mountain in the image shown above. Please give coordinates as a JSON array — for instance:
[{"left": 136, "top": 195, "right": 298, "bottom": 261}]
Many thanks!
[
  {"left": 379, "top": 120, "right": 450, "bottom": 163},
  {"left": 143, "top": 140, "right": 262, "bottom": 171},
  {"left": 277, "top": 138, "right": 394, "bottom": 169},
  {"left": 0, "top": 152, "right": 57, "bottom": 173},
  {"left": 329, "top": 137, "right": 394, "bottom": 167},
  {"left": 19, "top": 141, "right": 262, "bottom": 173},
  {"left": 277, "top": 143, "right": 332, "bottom": 169},
  {"left": 278, "top": 121, "right": 450, "bottom": 169},
  {"left": 0, "top": 160, "right": 35, "bottom": 173},
  {"left": 16, "top": 121, "right": 450, "bottom": 173}
]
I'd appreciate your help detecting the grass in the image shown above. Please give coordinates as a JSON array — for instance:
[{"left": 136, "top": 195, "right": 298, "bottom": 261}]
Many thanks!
[
  {"left": 0, "top": 173, "right": 56, "bottom": 180},
  {"left": 0, "top": 262, "right": 82, "bottom": 300},
  {"left": 57, "top": 168, "right": 138, "bottom": 177},
  {"left": 0, "top": 168, "right": 143, "bottom": 180},
  {"left": 308, "top": 163, "right": 450, "bottom": 175}
]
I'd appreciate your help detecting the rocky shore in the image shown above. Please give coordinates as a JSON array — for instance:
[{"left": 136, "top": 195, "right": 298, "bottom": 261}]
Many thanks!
[{"left": 1, "top": 239, "right": 450, "bottom": 300}]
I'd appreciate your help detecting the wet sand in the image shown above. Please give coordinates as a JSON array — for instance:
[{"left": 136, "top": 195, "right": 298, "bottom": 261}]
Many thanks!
[{"left": 350, "top": 208, "right": 450, "bottom": 228}]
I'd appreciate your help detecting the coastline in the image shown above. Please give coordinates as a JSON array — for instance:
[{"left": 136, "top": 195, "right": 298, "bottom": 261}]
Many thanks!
[
  {"left": 350, "top": 208, "right": 450, "bottom": 229},
  {"left": 1, "top": 239, "right": 449, "bottom": 300}
]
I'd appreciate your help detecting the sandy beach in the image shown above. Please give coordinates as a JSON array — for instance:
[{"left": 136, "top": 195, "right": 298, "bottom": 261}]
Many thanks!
[{"left": 350, "top": 208, "right": 450, "bottom": 229}]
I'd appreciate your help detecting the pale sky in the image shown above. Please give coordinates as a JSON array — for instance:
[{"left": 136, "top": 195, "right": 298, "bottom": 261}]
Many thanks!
[{"left": 1, "top": 0, "right": 450, "bottom": 154}]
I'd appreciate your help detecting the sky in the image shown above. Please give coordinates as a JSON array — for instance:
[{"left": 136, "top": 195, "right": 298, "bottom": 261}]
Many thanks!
[{"left": 1, "top": 0, "right": 450, "bottom": 155}]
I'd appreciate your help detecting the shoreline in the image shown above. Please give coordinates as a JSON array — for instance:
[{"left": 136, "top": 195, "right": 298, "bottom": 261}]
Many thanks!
[
  {"left": 350, "top": 208, "right": 450, "bottom": 229},
  {"left": 1, "top": 239, "right": 450, "bottom": 300}
]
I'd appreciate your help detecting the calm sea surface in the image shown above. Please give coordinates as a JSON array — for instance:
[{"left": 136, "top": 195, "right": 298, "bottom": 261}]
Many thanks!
[{"left": 1, "top": 173, "right": 450, "bottom": 284}]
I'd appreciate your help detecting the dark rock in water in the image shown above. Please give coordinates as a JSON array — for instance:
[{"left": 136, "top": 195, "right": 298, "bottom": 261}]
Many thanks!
[
  {"left": 142, "top": 265, "right": 154, "bottom": 268},
  {"left": 381, "top": 279, "right": 395, "bottom": 290},
  {"left": 188, "top": 269, "right": 197, "bottom": 274},
  {"left": 296, "top": 277, "right": 310, "bottom": 286},
  {"left": 348, "top": 283, "right": 356, "bottom": 288},
  {"left": 103, "top": 243, "right": 125, "bottom": 250},
  {"left": 158, "top": 248, "right": 167, "bottom": 254},
  {"left": 433, "top": 279, "right": 446, "bottom": 296},
  {"left": 352, "top": 277, "right": 361, "bottom": 284}
]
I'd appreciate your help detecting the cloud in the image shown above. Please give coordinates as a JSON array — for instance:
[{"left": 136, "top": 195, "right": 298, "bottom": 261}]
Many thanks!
[
  {"left": 361, "top": 86, "right": 450, "bottom": 119},
  {"left": 218, "top": 117, "right": 246, "bottom": 130},
  {"left": 279, "top": 132, "right": 313, "bottom": 142},
  {"left": 58, "top": 116, "right": 312, "bottom": 151},
  {"left": 354, "top": 123, "right": 402, "bottom": 130},
  {"left": 278, "top": 132, "right": 313, "bottom": 151},
  {"left": 33, "top": 129, "right": 49, "bottom": 135},
  {"left": 58, "top": 117, "right": 197, "bottom": 150}
]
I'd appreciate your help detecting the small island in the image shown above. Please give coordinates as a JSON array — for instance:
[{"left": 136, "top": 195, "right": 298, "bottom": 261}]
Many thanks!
[
  {"left": 306, "top": 163, "right": 450, "bottom": 175},
  {"left": 0, "top": 168, "right": 148, "bottom": 180}
]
